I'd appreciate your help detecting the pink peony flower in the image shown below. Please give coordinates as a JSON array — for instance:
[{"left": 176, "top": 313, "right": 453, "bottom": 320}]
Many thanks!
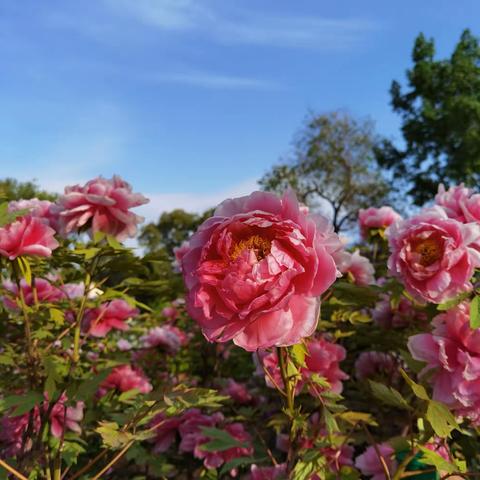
[
  {"left": 0, "top": 408, "right": 41, "bottom": 457},
  {"left": 162, "top": 306, "right": 179, "bottom": 320},
  {"left": 58, "top": 175, "right": 149, "bottom": 241},
  {"left": 181, "top": 190, "right": 343, "bottom": 351},
  {"left": 149, "top": 413, "right": 182, "bottom": 454},
  {"left": 435, "top": 183, "right": 472, "bottom": 222},
  {"left": 141, "top": 325, "right": 188, "bottom": 353},
  {"left": 249, "top": 464, "right": 287, "bottom": 480},
  {"left": 98, "top": 365, "right": 152, "bottom": 397},
  {"left": 48, "top": 393, "right": 84, "bottom": 438},
  {"left": 223, "top": 379, "right": 253, "bottom": 405},
  {"left": 336, "top": 249, "right": 375, "bottom": 286},
  {"left": 322, "top": 444, "right": 354, "bottom": 473},
  {"left": 408, "top": 303, "right": 480, "bottom": 424},
  {"left": 0, "top": 216, "right": 59, "bottom": 259},
  {"left": 8, "top": 198, "right": 60, "bottom": 231},
  {"left": 173, "top": 240, "right": 190, "bottom": 273},
  {"left": 459, "top": 193, "right": 480, "bottom": 230},
  {"left": 2, "top": 278, "right": 65, "bottom": 309},
  {"left": 178, "top": 409, "right": 224, "bottom": 455},
  {"left": 358, "top": 206, "right": 402, "bottom": 239},
  {"left": 355, "top": 351, "right": 399, "bottom": 381},
  {"left": 83, "top": 299, "right": 138, "bottom": 337},
  {"left": 355, "top": 443, "right": 397, "bottom": 480},
  {"left": 372, "top": 295, "right": 427, "bottom": 329},
  {"left": 386, "top": 207, "right": 480, "bottom": 303}
]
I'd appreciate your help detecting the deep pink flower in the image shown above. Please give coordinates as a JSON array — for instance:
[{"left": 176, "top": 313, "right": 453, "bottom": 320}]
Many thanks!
[
  {"left": 149, "top": 413, "right": 182, "bottom": 453},
  {"left": 408, "top": 303, "right": 480, "bottom": 424},
  {"left": 387, "top": 207, "right": 480, "bottom": 303},
  {"left": 0, "top": 216, "right": 59, "bottom": 259},
  {"left": 8, "top": 198, "right": 60, "bottom": 231},
  {"left": 249, "top": 464, "right": 287, "bottom": 480},
  {"left": 358, "top": 206, "right": 402, "bottom": 239},
  {"left": 2, "top": 278, "right": 65, "bottom": 309},
  {"left": 181, "top": 190, "right": 343, "bottom": 351},
  {"left": 48, "top": 393, "right": 84, "bottom": 438},
  {"left": 0, "top": 408, "right": 41, "bottom": 457},
  {"left": 322, "top": 444, "right": 354, "bottom": 473},
  {"left": 355, "top": 443, "right": 397, "bottom": 480},
  {"left": 372, "top": 295, "right": 427, "bottom": 329},
  {"left": 336, "top": 249, "right": 375, "bottom": 286},
  {"left": 141, "top": 325, "right": 188, "bottom": 353},
  {"left": 355, "top": 351, "right": 399, "bottom": 381},
  {"left": 83, "top": 299, "right": 138, "bottom": 337},
  {"left": 58, "top": 175, "right": 149, "bottom": 241},
  {"left": 178, "top": 409, "right": 224, "bottom": 455},
  {"left": 435, "top": 183, "right": 472, "bottom": 222},
  {"left": 98, "top": 365, "right": 152, "bottom": 397},
  {"left": 162, "top": 306, "right": 179, "bottom": 320},
  {"left": 223, "top": 379, "right": 253, "bottom": 405}
]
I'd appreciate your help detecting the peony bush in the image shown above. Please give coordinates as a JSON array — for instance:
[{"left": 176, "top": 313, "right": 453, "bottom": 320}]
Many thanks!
[{"left": 0, "top": 177, "right": 480, "bottom": 479}]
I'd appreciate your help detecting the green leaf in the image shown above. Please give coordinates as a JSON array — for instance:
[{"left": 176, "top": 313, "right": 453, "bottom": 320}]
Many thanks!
[
  {"left": 417, "top": 445, "right": 456, "bottom": 474},
  {"left": 118, "top": 388, "right": 141, "bottom": 404},
  {"left": 17, "top": 257, "right": 32, "bottom": 285},
  {"left": 323, "top": 407, "right": 339, "bottom": 435},
  {"left": 219, "top": 457, "right": 265, "bottom": 476},
  {"left": 368, "top": 380, "right": 412, "bottom": 410},
  {"left": 96, "top": 421, "right": 133, "bottom": 449},
  {"left": 426, "top": 400, "right": 458, "bottom": 437},
  {"left": 49, "top": 308, "right": 65, "bottom": 327},
  {"left": 399, "top": 369, "right": 429, "bottom": 400},
  {"left": 74, "top": 369, "right": 112, "bottom": 401},
  {"left": 338, "top": 411, "right": 378, "bottom": 427},
  {"left": 290, "top": 343, "right": 307, "bottom": 368},
  {"left": 199, "top": 427, "right": 248, "bottom": 452},
  {"left": 42, "top": 356, "right": 65, "bottom": 400},
  {"left": 471, "top": 295, "right": 480, "bottom": 329},
  {"left": 0, "top": 392, "right": 43, "bottom": 415},
  {"left": 0, "top": 202, "right": 30, "bottom": 227},
  {"left": 437, "top": 291, "right": 470, "bottom": 311}
]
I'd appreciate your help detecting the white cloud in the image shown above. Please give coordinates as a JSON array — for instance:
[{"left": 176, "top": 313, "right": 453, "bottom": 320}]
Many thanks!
[
  {"left": 104, "top": 0, "right": 379, "bottom": 50},
  {"left": 138, "top": 177, "right": 259, "bottom": 225},
  {"left": 146, "top": 71, "right": 280, "bottom": 89}
]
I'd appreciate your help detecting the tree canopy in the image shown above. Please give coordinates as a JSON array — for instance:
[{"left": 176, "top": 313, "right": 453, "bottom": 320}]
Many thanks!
[
  {"left": 377, "top": 29, "right": 480, "bottom": 204},
  {"left": 0, "top": 177, "right": 56, "bottom": 202},
  {"left": 259, "top": 111, "right": 392, "bottom": 231}
]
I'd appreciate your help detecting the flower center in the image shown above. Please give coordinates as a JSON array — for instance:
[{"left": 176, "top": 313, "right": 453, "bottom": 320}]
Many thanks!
[
  {"left": 414, "top": 238, "right": 442, "bottom": 266},
  {"left": 230, "top": 235, "right": 271, "bottom": 261}
]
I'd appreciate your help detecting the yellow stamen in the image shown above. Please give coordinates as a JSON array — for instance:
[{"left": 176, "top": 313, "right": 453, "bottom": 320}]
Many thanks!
[
  {"left": 230, "top": 235, "right": 271, "bottom": 261},
  {"left": 414, "top": 238, "right": 442, "bottom": 266}
]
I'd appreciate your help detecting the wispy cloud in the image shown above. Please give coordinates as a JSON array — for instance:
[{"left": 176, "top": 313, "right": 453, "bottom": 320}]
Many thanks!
[
  {"left": 146, "top": 71, "right": 280, "bottom": 90},
  {"left": 104, "top": 0, "right": 379, "bottom": 50}
]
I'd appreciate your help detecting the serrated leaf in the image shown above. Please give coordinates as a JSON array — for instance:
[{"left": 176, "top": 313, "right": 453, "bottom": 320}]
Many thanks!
[
  {"left": 323, "top": 407, "right": 338, "bottom": 434},
  {"left": 426, "top": 400, "right": 458, "bottom": 437},
  {"left": 290, "top": 343, "right": 307, "bottom": 367},
  {"left": 399, "top": 369, "right": 429, "bottom": 400},
  {"left": 369, "top": 380, "right": 412, "bottom": 410},
  {"left": 96, "top": 421, "right": 133, "bottom": 449}
]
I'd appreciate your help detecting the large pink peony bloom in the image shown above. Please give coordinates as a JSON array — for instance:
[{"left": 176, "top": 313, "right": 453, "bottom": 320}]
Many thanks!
[
  {"left": 358, "top": 206, "right": 402, "bottom": 239},
  {"left": 408, "top": 303, "right": 480, "bottom": 424},
  {"left": 355, "top": 443, "right": 397, "bottom": 480},
  {"left": 140, "top": 325, "right": 188, "bottom": 353},
  {"left": 181, "top": 191, "right": 343, "bottom": 351},
  {"left": 435, "top": 183, "right": 472, "bottom": 222},
  {"left": 48, "top": 394, "right": 84, "bottom": 438},
  {"left": 387, "top": 207, "right": 480, "bottom": 303},
  {"left": 336, "top": 249, "right": 375, "bottom": 286},
  {"left": 58, "top": 175, "right": 149, "bottom": 241},
  {"left": 8, "top": 198, "right": 60, "bottom": 232},
  {"left": 0, "top": 216, "right": 59, "bottom": 259},
  {"left": 98, "top": 365, "right": 152, "bottom": 397},
  {"left": 83, "top": 299, "right": 138, "bottom": 337}
]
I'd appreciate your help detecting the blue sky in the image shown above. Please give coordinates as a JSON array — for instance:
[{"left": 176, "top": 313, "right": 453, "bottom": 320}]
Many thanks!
[{"left": 1, "top": 0, "right": 478, "bottom": 223}]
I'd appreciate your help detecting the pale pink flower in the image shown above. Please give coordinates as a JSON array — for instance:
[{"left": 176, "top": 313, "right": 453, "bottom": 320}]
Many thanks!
[
  {"left": 117, "top": 339, "right": 132, "bottom": 351},
  {"left": 0, "top": 216, "right": 59, "bottom": 259},
  {"left": 359, "top": 206, "right": 402, "bottom": 239},
  {"left": 58, "top": 175, "right": 149, "bottom": 241},
  {"left": 2, "top": 278, "right": 65, "bottom": 309},
  {"left": 337, "top": 249, "right": 375, "bottom": 286},
  {"left": 372, "top": 295, "right": 427, "bottom": 329},
  {"left": 460, "top": 193, "right": 480, "bottom": 231},
  {"left": 355, "top": 351, "right": 399, "bottom": 381},
  {"left": 83, "top": 299, "right": 138, "bottom": 337},
  {"left": 48, "top": 394, "right": 84, "bottom": 438},
  {"left": 141, "top": 325, "right": 188, "bottom": 353},
  {"left": 98, "top": 365, "right": 152, "bottom": 397},
  {"left": 223, "top": 379, "right": 253, "bottom": 405},
  {"left": 248, "top": 464, "right": 287, "bottom": 480},
  {"left": 387, "top": 207, "right": 480, "bottom": 303},
  {"left": 162, "top": 306, "right": 179, "bottom": 320},
  {"left": 435, "top": 183, "right": 472, "bottom": 222},
  {"left": 408, "top": 303, "right": 480, "bottom": 424},
  {"left": 355, "top": 443, "right": 397, "bottom": 480},
  {"left": 181, "top": 190, "right": 343, "bottom": 351},
  {"left": 8, "top": 198, "right": 60, "bottom": 231}
]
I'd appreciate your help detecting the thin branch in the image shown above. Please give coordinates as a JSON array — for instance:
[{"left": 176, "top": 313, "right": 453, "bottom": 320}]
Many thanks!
[{"left": 0, "top": 459, "right": 29, "bottom": 480}]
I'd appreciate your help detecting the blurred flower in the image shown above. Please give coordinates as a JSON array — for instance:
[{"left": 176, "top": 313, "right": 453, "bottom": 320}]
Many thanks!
[
  {"left": 181, "top": 190, "right": 343, "bottom": 351},
  {"left": 435, "top": 183, "right": 472, "bottom": 222},
  {"left": 98, "top": 365, "right": 152, "bottom": 397},
  {"left": 372, "top": 295, "right": 427, "bottom": 329},
  {"left": 0, "top": 408, "right": 40, "bottom": 457},
  {"left": 141, "top": 325, "right": 188, "bottom": 353},
  {"left": 223, "top": 379, "right": 253, "bottom": 405},
  {"left": 83, "top": 299, "right": 138, "bottom": 337},
  {"left": 336, "top": 249, "right": 375, "bottom": 286},
  {"left": 8, "top": 198, "right": 60, "bottom": 231},
  {"left": 58, "top": 175, "right": 149, "bottom": 241},
  {"left": 355, "top": 443, "right": 397, "bottom": 480},
  {"left": 355, "top": 351, "right": 399, "bottom": 381},
  {"left": 162, "top": 306, "right": 179, "bottom": 320},
  {"left": 2, "top": 278, "right": 65, "bottom": 309},
  {"left": 48, "top": 393, "right": 84, "bottom": 438},
  {"left": 358, "top": 206, "right": 401, "bottom": 239},
  {"left": 149, "top": 413, "right": 182, "bottom": 454},
  {"left": 248, "top": 464, "right": 287, "bottom": 480}
]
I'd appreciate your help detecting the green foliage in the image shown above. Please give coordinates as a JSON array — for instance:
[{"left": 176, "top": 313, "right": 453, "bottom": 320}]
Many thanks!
[{"left": 377, "top": 29, "right": 480, "bottom": 204}]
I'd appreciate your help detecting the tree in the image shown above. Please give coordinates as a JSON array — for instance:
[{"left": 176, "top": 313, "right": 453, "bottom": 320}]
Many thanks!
[
  {"left": 259, "top": 111, "right": 392, "bottom": 231},
  {"left": 376, "top": 29, "right": 480, "bottom": 205},
  {"left": 0, "top": 177, "right": 56, "bottom": 201},
  {"left": 139, "top": 208, "right": 213, "bottom": 255}
]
